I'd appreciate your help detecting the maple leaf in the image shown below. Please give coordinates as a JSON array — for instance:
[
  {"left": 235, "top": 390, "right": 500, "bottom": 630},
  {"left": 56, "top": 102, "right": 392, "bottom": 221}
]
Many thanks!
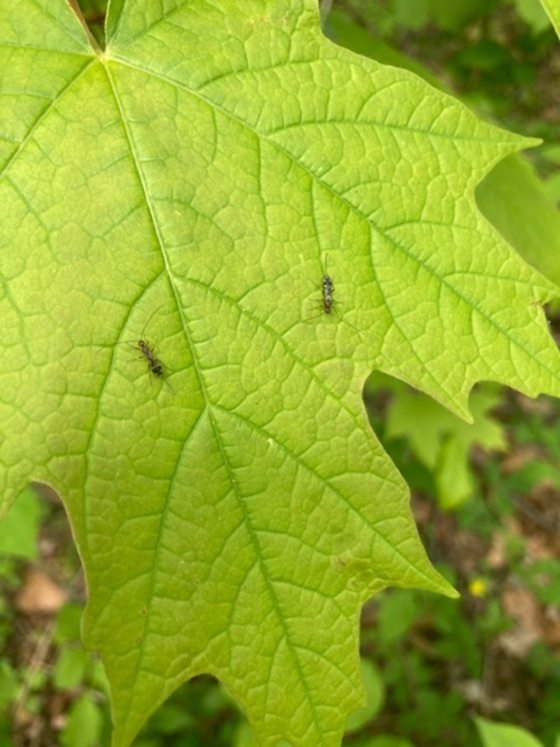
[{"left": 1, "top": 1, "right": 559, "bottom": 745}]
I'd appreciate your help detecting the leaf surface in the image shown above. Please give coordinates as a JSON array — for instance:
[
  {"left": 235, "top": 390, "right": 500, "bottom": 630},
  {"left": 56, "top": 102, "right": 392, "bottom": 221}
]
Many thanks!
[
  {"left": 512, "top": 0, "right": 551, "bottom": 32},
  {"left": 539, "top": 0, "right": 560, "bottom": 34},
  {"left": 327, "top": 7, "right": 560, "bottom": 290},
  {"left": 477, "top": 155, "right": 560, "bottom": 289},
  {"left": 475, "top": 717, "right": 544, "bottom": 747},
  {"left": 1, "top": 1, "right": 560, "bottom": 745}
]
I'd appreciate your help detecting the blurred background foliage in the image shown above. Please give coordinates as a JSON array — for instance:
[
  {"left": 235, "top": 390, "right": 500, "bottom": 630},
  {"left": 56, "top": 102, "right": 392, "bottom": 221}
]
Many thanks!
[{"left": 3, "top": 1, "right": 560, "bottom": 745}]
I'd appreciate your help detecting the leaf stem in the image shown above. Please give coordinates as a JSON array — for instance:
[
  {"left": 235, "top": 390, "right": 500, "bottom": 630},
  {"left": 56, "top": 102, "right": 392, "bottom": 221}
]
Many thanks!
[{"left": 67, "top": 0, "right": 103, "bottom": 53}]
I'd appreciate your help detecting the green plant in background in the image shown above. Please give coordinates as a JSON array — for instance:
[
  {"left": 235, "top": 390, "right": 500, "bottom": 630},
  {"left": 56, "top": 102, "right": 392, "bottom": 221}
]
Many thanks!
[
  {"left": 0, "top": 487, "right": 44, "bottom": 561},
  {"left": 0, "top": 490, "right": 111, "bottom": 746},
  {"left": 475, "top": 716, "right": 557, "bottom": 747},
  {"left": 77, "top": 0, "right": 106, "bottom": 43},
  {"left": 333, "top": 0, "right": 554, "bottom": 96},
  {"left": 54, "top": 604, "right": 111, "bottom": 747},
  {"left": 3, "top": 0, "right": 560, "bottom": 746},
  {"left": 511, "top": 0, "right": 552, "bottom": 32},
  {"left": 367, "top": 377, "right": 506, "bottom": 509},
  {"left": 0, "top": 487, "right": 45, "bottom": 742}
]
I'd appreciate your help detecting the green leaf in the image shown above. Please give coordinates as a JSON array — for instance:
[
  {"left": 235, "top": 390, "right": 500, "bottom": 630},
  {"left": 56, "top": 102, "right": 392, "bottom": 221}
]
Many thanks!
[
  {"left": 233, "top": 722, "right": 258, "bottom": 747},
  {"left": 0, "top": 661, "right": 19, "bottom": 710},
  {"left": 53, "top": 647, "right": 90, "bottom": 689},
  {"left": 0, "top": 486, "right": 43, "bottom": 560},
  {"left": 393, "top": 0, "right": 431, "bottom": 30},
  {"left": 54, "top": 603, "right": 84, "bottom": 644},
  {"left": 90, "top": 659, "right": 110, "bottom": 695},
  {"left": 377, "top": 591, "right": 421, "bottom": 645},
  {"left": 143, "top": 701, "right": 194, "bottom": 735},
  {"left": 511, "top": 0, "right": 551, "bottom": 32},
  {"left": 2, "top": 2, "right": 560, "bottom": 746},
  {"left": 234, "top": 721, "right": 291, "bottom": 747},
  {"left": 78, "top": 0, "right": 108, "bottom": 45},
  {"left": 544, "top": 173, "right": 560, "bottom": 204},
  {"left": 453, "top": 41, "right": 512, "bottom": 73},
  {"left": 326, "top": 9, "right": 445, "bottom": 90},
  {"left": 60, "top": 695, "right": 103, "bottom": 747},
  {"left": 327, "top": 5, "right": 560, "bottom": 291},
  {"left": 363, "top": 738, "right": 416, "bottom": 747},
  {"left": 475, "top": 717, "right": 545, "bottom": 747},
  {"left": 539, "top": 0, "right": 560, "bottom": 36},
  {"left": 476, "top": 155, "right": 560, "bottom": 289},
  {"left": 385, "top": 386, "right": 505, "bottom": 508},
  {"left": 344, "top": 659, "right": 384, "bottom": 734},
  {"left": 430, "top": 0, "right": 497, "bottom": 32}
]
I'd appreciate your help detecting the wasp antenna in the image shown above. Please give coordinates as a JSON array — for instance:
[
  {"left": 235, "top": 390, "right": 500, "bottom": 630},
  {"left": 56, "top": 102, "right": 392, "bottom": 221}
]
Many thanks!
[{"left": 139, "top": 301, "right": 167, "bottom": 338}]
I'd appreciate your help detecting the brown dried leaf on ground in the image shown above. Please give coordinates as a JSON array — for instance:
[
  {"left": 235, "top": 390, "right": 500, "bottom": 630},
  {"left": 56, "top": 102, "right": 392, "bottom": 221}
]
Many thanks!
[
  {"left": 500, "top": 585, "right": 545, "bottom": 657},
  {"left": 501, "top": 445, "right": 542, "bottom": 475},
  {"left": 14, "top": 568, "right": 66, "bottom": 615}
]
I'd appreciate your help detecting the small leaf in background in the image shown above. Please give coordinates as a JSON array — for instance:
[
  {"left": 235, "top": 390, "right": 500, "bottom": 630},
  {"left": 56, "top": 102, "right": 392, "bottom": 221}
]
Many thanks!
[
  {"left": 520, "top": 558, "right": 560, "bottom": 606},
  {"left": 430, "top": 0, "right": 498, "bottom": 32},
  {"left": 143, "top": 701, "right": 194, "bottom": 736},
  {"left": 75, "top": 0, "right": 106, "bottom": 44},
  {"left": 475, "top": 716, "right": 545, "bottom": 747},
  {"left": 533, "top": 2, "right": 560, "bottom": 63},
  {"left": 54, "top": 604, "right": 84, "bottom": 644},
  {"left": 233, "top": 722, "right": 258, "bottom": 747},
  {"left": 53, "top": 648, "right": 90, "bottom": 690},
  {"left": 60, "top": 695, "right": 103, "bottom": 747},
  {"left": 393, "top": 0, "right": 431, "bottom": 29},
  {"left": 384, "top": 385, "right": 505, "bottom": 508},
  {"left": 511, "top": 0, "right": 552, "bottom": 32},
  {"left": 233, "top": 722, "right": 290, "bottom": 747},
  {"left": 476, "top": 156, "right": 560, "bottom": 288},
  {"left": 453, "top": 40, "right": 512, "bottom": 73},
  {"left": 345, "top": 659, "right": 385, "bottom": 734},
  {"left": 0, "top": 487, "right": 44, "bottom": 560},
  {"left": 0, "top": 661, "right": 19, "bottom": 710},
  {"left": 89, "top": 660, "right": 110, "bottom": 696},
  {"left": 377, "top": 591, "right": 421, "bottom": 645},
  {"left": 362, "top": 737, "right": 417, "bottom": 747}
]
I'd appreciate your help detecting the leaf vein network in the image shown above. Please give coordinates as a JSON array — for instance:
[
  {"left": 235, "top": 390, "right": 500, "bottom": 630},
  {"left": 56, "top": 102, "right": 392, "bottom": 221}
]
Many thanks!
[{"left": 104, "top": 62, "right": 325, "bottom": 734}]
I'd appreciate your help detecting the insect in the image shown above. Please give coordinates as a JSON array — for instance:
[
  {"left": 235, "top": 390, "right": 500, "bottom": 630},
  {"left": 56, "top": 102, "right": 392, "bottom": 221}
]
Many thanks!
[
  {"left": 307, "top": 256, "right": 338, "bottom": 321},
  {"left": 321, "top": 272, "right": 335, "bottom": 315},
  {"left": 121, "top": 304, "right": 173, "bottom": 392},
  {"left": 137, "top": 338, "right": 166, "bottom": 380}
]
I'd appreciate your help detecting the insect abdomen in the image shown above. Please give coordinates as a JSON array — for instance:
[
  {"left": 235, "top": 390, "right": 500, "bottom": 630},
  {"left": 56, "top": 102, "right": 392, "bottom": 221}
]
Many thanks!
[
  {"left": 138, "top": 339, "right": 165, "bottom": 378},
  {"left": 322, "top": 274, "right": 335, "bottom": 314}
]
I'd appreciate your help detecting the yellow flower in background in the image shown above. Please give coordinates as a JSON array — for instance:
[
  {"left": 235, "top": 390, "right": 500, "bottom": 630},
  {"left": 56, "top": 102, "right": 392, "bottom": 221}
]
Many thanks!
[{"left": 469, "top": 578, "right": 488, "bottom": 598}]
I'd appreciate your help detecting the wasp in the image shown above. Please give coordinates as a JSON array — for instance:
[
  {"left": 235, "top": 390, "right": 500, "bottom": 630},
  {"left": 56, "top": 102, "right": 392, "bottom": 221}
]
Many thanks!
[
  {"left": 321, "top": 272, "right": 335, "bottom": 315},
  {"left": 121, "top": 304, "right": 173, "bottom": 392},
  {"left": 137, "top": 338, "right": 166, "bottom": 381},
  {"left": 307, "top": 256, "right": 338, "bottom": 320}
]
